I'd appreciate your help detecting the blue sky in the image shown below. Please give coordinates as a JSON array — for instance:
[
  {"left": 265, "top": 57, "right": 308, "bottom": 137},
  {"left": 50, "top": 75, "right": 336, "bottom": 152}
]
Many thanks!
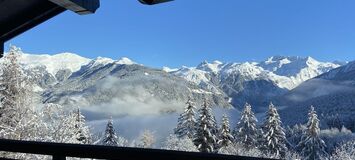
[{"left": 5, "top": 0, "right": 355, "bottom": 68}]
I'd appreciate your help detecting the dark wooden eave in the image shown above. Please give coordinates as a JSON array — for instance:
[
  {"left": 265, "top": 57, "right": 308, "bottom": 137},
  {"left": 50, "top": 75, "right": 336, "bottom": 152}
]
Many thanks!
[
  {"left": 0, "top": 0, "right": 100, "bottom": 57},
  {"left": 0, "top": 0, "right": 66, "bottom": 43}
]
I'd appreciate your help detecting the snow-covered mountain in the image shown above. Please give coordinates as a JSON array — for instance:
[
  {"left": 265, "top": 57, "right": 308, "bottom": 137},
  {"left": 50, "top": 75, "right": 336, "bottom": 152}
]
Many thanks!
[
  {"left": 19, "top": 53, "right": 91, "bottom": 75},
  {"left": 277, "top": 61, "right": 355, "bottom": 131},
  {"left": 169, "top": 56, "right": 340, "bottom": 110},
  {"left": 196, "top": 60, "right": 224, "bottom": 74},
  {"left": 6, "top": 52, "right": 91, "bottom": 91},
  {"left": 10, "top": 49, "right": 343, "bottom": 115},
  {"left": 15, "top": 53, "right": 138, "bottom": 90},
  {"left": 258, "top": 56, "right": 341, "bottom": 88},
  {"left": 18, "top": 52, "right": 136, "bottom": 77},
  {"left": 172, "top": 56, "right": 340, "bottom": 90},
  {"left": 40, "top": 57, "right": 232, "bottom": 117},
  {"left": 16, "top": 53, "right": 232, "bottom": 117}
]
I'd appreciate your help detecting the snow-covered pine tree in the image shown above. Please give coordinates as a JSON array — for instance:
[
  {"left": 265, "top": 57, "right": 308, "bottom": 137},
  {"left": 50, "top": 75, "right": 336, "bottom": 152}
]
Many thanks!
[
  {"left": 0, "top": 46, "right": 40, "bottom": 143},
  {"left": 162, "top": 134, "right": 198, "bottom": 152},
  {"left": 73, "top": 108, "right": 91, "bottom": 144},
  {"left": 174, "top": 98, "right": 197, "bottom": 139},
  {"left": 137, "top": 130, "right": 156, "bottom": 148},
  {"left": 286, "top": 124, "right": 307, "bottom": 151},
  {"left": 56, "top": 112, "right": 81, "bottom": 144},
  {"left": 193, "top": 99, "right": 217, "bottom": 153},
  {"left": 330, "top": 140, "right": 355, "bottom": 160},
  {"left": 101, "top": 117, "right": 120, "bottom": 146},
  {"left": 0, "top": 46, "right": 29, "bottom": 129},
  {"left": 233, "top": 102, "right": 259, "bottom": 150},
  {"left": 261, "top": 102, "right": 287, "bottom": 158},
  {"left": 38, "top": 103, "right": 76, "bottom": 143},
  {"left": 297, "top": 106, "right": 328, "bottom": 160},
  {"left": 217, "top": 114, "right": 234, "bottom": 150}
]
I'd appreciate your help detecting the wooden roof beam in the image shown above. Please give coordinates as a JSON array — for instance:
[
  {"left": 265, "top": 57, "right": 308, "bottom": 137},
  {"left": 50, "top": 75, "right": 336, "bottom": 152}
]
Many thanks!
[{"left": 48, "top": 0, "right": 100, "bottom": 15}]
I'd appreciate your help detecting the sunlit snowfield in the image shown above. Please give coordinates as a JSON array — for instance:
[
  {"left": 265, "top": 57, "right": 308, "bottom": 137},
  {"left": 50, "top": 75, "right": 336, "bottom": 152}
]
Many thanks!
[{"left": 0, "top": 46, "right": 354, "bottom": 159}]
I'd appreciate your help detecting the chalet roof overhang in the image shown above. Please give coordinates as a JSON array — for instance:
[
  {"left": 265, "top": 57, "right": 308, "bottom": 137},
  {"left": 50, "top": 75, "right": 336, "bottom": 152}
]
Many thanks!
[
  {"left": 0, "top": 0, "right": 100, "bottom": 57},
  {"left": 0, "top": 0, "right": 173, "bottom": 57}
]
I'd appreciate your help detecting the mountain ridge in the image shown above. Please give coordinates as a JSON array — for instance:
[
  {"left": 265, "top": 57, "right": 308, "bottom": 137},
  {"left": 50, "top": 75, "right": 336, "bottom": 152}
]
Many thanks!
[{"left": 5, "top": 48, "right": 346, "bottom": 117}]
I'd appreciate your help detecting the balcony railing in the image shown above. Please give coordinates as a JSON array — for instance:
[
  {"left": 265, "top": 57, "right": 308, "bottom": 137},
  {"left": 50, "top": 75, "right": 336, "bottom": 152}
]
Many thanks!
[{"left": 0, "top": 139, "right": 274, "bottom": 160}]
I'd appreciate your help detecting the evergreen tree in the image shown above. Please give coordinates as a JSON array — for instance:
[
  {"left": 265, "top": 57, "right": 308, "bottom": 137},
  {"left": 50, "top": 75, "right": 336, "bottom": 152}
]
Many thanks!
[
  {"left": 330, "top": 140, "right": 355, "bottom": 160},
  {"left": 217, "top": 114, "right": 234, "bottom": 150},
  {"left": 39, "top": 103, "right": 78, "bottom": 143},
  {"left": 0, "top": 46, "right": 40, "bottom": 145},
  {"left": 73, "top": 108, "right": 91, "bottom": 144},
  {"left": 0, "top": 46, "right": 30, "bottom": 129},
  {"left": 101, "top": 117, "right": 119, "bottom": 146},
  {"left": 203, "top": 100, "right": 218, "bottom": 137},
  {"left": 137, "top": 130, "right": 156, "bottom": 148},
  {"left": 233, "top": 103, "right": 259, "bottom": 149},
  {"left": 297, "top": 106, "right": 327, "bottom": 160},
  {"left": 261, "top": 102, "right": 287, "bottom": 158},
  {"left": 286, "top": 124, "right": 307, "bottom": 151},
  {"left": 57, "top": 113, "right": 81, "bottom": 143},
  {"left": 162, "top": 134, "right": 198, "bottom": 152},
  {"left": 193, "top": 99, "right": 217, "bottom": 153},
  {"left": 174, "top": 98, "right": 197, "bottom": 139}
]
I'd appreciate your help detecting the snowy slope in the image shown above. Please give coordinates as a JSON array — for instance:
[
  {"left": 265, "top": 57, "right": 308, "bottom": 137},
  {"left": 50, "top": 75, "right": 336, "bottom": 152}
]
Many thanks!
[
  {"left": 317, "top": 61, "right": 355, "bottom": 81},
  {"left": 196, "top": 60, "right": 224, "bottom": 74},
  {"left": 75, "top": 57, "right": 136, "bottom": 70},
  {"left": 258, "top": 56, "right": 340, "bottom": 88},
  {"left": 173, "top": 56, "right": 340, "bottom": 90},
  {"left": 173, "top": 66, "right": 210, "bottom": 86},
  {"left": 44, "top": 62, "right": 232, "bottom": 116},
  {"left": 281, "top": 60, "right": 355, "bottom": 103},
  {"left": 172, "top": 66, "right": 222, "bottom": 94},
  {"left": 162, "top": 67, "right": 178, "bottom": 73},
  {"left": 16, "top": 51, "right": 138, "bottom": 91},
  {"left": 19, "top": 53, "right": 91, "bottom": 76},
  {"left": 168, "top": 57, "right": 341, "bottom": 110}
]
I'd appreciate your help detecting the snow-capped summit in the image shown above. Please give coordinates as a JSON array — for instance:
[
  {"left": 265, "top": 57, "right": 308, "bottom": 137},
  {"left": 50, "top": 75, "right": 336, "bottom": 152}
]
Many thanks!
[
  {"left": 173, "top": 66, "right": 209, "bottom": 85},
  {"left": 260, "top": 56, "right": 305, "bottom": 75},
  {"left": 196, "top": 60, "right": 224, "bottom": 74},
  {"left": 116, "top": 57, "right": 136, "bottom": 65},
  {"left": 221, "top": 62, "right": 266, "bottom": 80},
  {"left": 169, "top": 55, "right": 341, "bottom": 107},
  {"left": 19, "top": 52, "right": 91, "bottom": 75},
  {"left": 172, "top": 66, "right": 222, "bottom": 94},
  {"left": 83, "top": 57, "right": 136, "bottom": 70},
  {"left": 263, "top": 56, "right": 292, "bottom": 70},
  {"left": 257, "top": 56, "right": 340, "bottom": 86},
  {"left": 87, "top": 57, "right": 114, "bottom": 67},
  {"left": 162, "top": 66, "right": 178, "bottom": 73}
]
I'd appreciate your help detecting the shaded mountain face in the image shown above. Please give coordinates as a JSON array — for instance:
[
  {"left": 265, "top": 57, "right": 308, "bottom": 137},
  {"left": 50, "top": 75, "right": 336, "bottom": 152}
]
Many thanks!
[{"left": 278, "top": 61, "right": 355, "bottom": 131}]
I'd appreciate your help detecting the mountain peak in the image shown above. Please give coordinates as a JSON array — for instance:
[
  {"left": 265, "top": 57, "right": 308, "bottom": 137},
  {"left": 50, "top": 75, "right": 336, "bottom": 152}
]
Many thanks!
[
  {"left": 116, "top": 57, "right": 136, "bottom": 65},
  {"left": 51, "top": 52, "right": 84, "bottom": 58},
  {"left": 19, "top": 52, "right": 90, "bottom": 75},
  {"left": 93, "top": 56, "right": 114, "bottom": 64},
  {"left": 212, "top": 60, "right": 223, "bottom": 64},
  {"left": 197, "top": 60, "right": 223, "bottom": 73},
  {"left": 162, "top": 66, "right": 178, "bottom": 72}
]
